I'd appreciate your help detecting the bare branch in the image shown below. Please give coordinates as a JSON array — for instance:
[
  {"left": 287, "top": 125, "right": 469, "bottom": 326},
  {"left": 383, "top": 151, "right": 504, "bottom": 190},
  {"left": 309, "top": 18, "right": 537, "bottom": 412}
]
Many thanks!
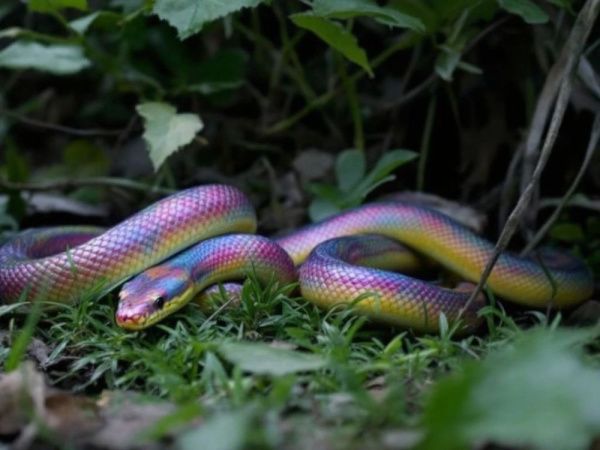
[
  {"left": 460, "top": 0, "right": 600, "bottom": 317},
  {"left": 0, "top": 109, "right": 124, "bottom": 137},
  {"left": 523, "top": 112, "right": 600, "bottom": 255}
]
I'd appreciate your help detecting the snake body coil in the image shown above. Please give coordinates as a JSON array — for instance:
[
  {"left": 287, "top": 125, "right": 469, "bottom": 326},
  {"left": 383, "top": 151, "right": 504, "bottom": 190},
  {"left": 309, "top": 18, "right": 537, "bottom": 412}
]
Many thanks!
[{"left": 0, "top": 185, "right": 593, "bottom": 332}]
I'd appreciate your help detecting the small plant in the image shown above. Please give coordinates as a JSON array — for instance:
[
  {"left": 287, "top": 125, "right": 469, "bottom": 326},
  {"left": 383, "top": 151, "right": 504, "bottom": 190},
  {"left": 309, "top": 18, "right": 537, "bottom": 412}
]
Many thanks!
[{"left": 308, "top": 148, "right": 418, "bottom": 221}]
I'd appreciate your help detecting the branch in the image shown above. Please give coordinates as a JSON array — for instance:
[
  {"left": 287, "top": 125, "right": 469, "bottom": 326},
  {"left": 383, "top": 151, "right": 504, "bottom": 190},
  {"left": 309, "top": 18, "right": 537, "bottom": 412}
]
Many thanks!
[
  {"left": 0, "top": 109, "right": 124, "bottom": 137},
  {"left": 460, "top": 0, "right": 600, "bottom": 316},
  {"left": 522, "top": 112, "right": 600, "bottom": 255}
]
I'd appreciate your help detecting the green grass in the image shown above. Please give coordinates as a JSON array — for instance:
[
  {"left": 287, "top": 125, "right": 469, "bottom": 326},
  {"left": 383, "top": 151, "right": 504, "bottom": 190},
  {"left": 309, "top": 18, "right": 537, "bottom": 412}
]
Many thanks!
[
  {"left": 0, "top": 271, "right": 534, "bottom": 447},
  {"left": 1, "top": 232, "right": 599, "bottom": 449}
]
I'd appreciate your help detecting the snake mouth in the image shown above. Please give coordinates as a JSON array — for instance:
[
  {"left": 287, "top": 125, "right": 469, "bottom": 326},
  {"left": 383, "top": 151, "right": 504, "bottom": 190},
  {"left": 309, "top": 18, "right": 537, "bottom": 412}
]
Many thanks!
[{"left": 116, "top": 289, "right": 194, "bottom": 331}]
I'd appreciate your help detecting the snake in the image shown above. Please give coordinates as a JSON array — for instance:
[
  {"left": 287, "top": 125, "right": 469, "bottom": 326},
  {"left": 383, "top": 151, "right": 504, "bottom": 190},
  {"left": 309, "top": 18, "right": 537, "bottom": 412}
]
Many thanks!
[{"left": 0, "top": 184, "right": 593, "bottom": 333}]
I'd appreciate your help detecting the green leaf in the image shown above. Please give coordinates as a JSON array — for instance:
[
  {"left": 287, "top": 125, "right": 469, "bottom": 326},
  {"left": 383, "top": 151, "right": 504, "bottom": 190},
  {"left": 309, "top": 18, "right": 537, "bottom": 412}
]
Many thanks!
[
  {"left": 218, "top": 341, "right": 326, "bottom": 375},
  {"left": 69, "top": 11, "right": 121, "bottom": 34},
  {"left": 335, "top": 149, "right": 366, "bottom": 192},
  {"left": 550, "top": 223, "right": 585, "bottom": 242},
  {"left": 0, "top": 42, "right": 90, "bottom": 75},
  {"left": 289, "top": 13, "right": 372, "bottom": 76},
  {"left": 357, "top": 149, "right": 418, "bottom": 193},
  {"left": 420, "top": 328, "right": 600, "bottom": 450},
  {"left": 435, "top": 46, "right": 461, "bottom": 81},
  {"left": 28, "top": 0, "right": 87, "bottom": 12},
  {"left": 178, "top": 409, "right": 251, "bottom": 450},
  {"left": 457, "top": 60, "right": 483, "bottom": 75},
  {"left": 311, "top": 0, "right": 425, "bottom": 32},
  {"left": 136, "top": 102, "right": 204, "bottom": 171},
  {"left": 498, "top": 0, "right": 549, "bottom": 24},
  {"left": 153, "top": 0, "right": 266, "bottom": 39},
  {"left": 309, "top": 198, "right": 341, "bottom": 222}
]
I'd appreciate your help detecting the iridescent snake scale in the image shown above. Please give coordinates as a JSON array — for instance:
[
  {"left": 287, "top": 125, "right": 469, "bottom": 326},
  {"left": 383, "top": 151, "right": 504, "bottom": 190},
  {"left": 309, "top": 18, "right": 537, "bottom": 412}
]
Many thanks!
[{"left": 0, "top": 185, "right": 593, "bottom": 332}]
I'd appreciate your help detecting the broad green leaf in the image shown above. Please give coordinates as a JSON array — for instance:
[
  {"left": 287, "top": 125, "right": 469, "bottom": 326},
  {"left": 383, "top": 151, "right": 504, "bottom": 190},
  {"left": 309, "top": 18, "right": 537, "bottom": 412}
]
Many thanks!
[
  {"left": 420, "top": 328, "right": 600, "bottom": 450},
  {"left": 358, "top": 149, "right": 418, "bottom": 191},
  {"left": 498, "top": 0, "right": 549, "bottom": 24},
  {"left": 153, "top": 0, "right": 266, "bottom": 39},
  {"left": 136, "top": 102, "right": 203, "bottom": 171},
  {"left": 69, "top": 11, "right": 121, "bottom": 34},
  {"left": 335, "top": 149, "right": 365, "bottom": 192},
  {"left": 312, "top": 0, "right": 424, "bottom": 32},
  {"left": 388, "top": 0, "right": 438, "bottom": 32},
  {"left": 28, "top": 0, "right": 87, "bottom": 12},
  {"left": 307, "top": 183, "right": 342, "bottom": 202},
  {"left": 218, "top": 341, "right": 326, "bottom": 375},
  {"left": 0, "top": 42, "right": 90, "bottom": 75},
  {"left": 178, "top": 409, "right": 251, "bottom": 450},
  {"left": 309, "top": 198, "right": 341, "bottom": 222},
  {"left": 289, "top": 13, "right": 372, "bottom": 75}
]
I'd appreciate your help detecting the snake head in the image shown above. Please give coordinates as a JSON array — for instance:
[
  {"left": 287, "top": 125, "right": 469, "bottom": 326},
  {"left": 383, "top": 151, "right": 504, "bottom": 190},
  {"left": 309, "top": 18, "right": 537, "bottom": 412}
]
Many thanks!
[{"left": 116, "top": 265, "right": 194, "bottom": 330}]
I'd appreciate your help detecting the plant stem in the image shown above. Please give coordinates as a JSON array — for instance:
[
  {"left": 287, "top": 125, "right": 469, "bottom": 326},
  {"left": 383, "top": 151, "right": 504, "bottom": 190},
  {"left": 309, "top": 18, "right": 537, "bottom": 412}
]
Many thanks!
[{"left": 417, "top": 94, "right": 437, "bottom": 191}]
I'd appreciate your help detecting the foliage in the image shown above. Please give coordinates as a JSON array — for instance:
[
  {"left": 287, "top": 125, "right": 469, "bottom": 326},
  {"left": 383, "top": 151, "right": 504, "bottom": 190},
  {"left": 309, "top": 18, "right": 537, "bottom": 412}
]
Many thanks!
[
  {"left": 137, "top": 102, "right": 203, "bottom": 170},
  {"left": 420, "top": 327, "right": 600, "bottom": 450},
  {"left": 308, "top": 148, "right": 418, "bottom": 221},
  {"left": 0, "top": 0, "right": 578, "bottom": 172},
  {"left": 0, "top": 0, "right": 598, "bottom": 448}
]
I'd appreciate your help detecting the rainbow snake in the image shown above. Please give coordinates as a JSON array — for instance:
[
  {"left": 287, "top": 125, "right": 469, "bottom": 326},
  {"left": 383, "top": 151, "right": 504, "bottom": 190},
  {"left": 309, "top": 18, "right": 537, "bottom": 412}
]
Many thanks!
[{"left": 0, "top": 185, "right": 593, "bottom": 332}]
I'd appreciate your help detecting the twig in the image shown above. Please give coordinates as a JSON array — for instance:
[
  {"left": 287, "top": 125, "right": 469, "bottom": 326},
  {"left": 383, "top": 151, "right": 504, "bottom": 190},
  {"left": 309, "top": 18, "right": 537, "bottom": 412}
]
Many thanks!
[
  {"left": 264, "top": 32, "right": 419, "bottom": 134},
  {"left": 522, "top": 112, "right": 600, "bottom": 255},
  {"left": 0, "top": 177, "right": 175, "bottom": 195},
  {"left": 498, "top": 143, "right": 524, "bottom": 229},
  {"left": 461, "top": 0, "right": 600, "bottom": 315},
  {"left": 539, "top": 196, "right": 600, "bottom": 212},
  {"left": 0, "top": 109, "right": 124, "bottom": 137},
  {"left": 417, "top": 94, "right": 437, "bottom": 191}
]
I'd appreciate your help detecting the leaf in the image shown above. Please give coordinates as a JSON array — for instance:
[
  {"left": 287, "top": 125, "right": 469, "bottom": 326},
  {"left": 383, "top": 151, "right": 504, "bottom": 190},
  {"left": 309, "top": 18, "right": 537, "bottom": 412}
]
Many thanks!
[
  {"left": 311, "top": 0, "right": 424, "bottom": 32},
  {"left": 435, "top": 46, "right": 461, "bottom": 81},
  {"left": 335, "top": 149, "right": 366, "bottom": 192},
  {"left": 218, "top": 341, "right": 326, "bottom": 375},
  {"left": 136, "top": 102, "right": 203, "bottom": 171},
  {"left": 356, "top": 149, "right": 418, "bottom": 195},
  {"left": 498, "top": 0, "right": 549, "bottom": 24},
  {"left": 153, "top": 0, "right": 266, "bottom": 39},
  {"left": 289, "top": 13, "right": 372, "bottom": 76},
  {"left": 0, "top": 42, "right": 90, "bottom": 75},
  {"left": 28, "top": 0, "right": 87, "bottom": 12},
  {"left": 177, "top": 409, "right": 251, "bottom": 450},
  {"left": 69, "top": 11, "right": 121, "bottom": 35},
  {"left": 457, "top": 60, "right": 483, "bottom": 75},
  {"left": 309, "top": 198, "right": 341, "bottom": 222},
  {"left": 419, "top": 328, "right": 600, "bottom": 450}
]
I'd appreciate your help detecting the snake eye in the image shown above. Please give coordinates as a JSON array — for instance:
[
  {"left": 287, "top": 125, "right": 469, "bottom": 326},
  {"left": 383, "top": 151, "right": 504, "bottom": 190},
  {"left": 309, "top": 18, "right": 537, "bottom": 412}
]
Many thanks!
[{"left": 154, "top": 296, "right": 166, "bottom": 309}]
